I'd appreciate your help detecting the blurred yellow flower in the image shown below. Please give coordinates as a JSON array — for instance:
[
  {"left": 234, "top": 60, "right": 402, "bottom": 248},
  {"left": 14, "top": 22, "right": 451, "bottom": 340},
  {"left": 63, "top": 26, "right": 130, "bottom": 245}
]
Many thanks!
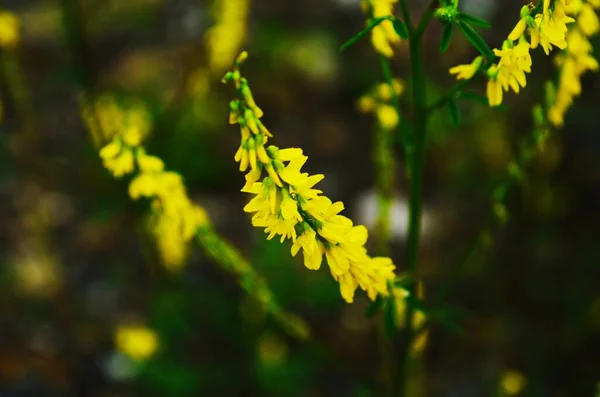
[
  {"left": 500, "top": 370, "right": 527, "bottom": 396},
  {"left": 0, "top": 11, "right": 19, "bottom": 48},
  {"left": 115, "top": 325, "right": 159, "bottom": 361},
  {"left": 204, "top": 0, "right": 248, "bottom": 73}
]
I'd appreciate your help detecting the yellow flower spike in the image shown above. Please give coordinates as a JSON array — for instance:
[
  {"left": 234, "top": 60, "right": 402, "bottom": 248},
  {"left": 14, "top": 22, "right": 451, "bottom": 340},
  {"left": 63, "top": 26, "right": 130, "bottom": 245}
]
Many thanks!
[{"left": 227, "top": 54, "right": 399, "bottom": 303}]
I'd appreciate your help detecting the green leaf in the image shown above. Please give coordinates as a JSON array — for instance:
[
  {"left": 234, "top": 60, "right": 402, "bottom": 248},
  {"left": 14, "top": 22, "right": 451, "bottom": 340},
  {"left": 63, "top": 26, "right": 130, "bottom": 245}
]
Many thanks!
[
  {"left": 458, "top": 21, "right": 495, "bottom": 62},
  {"left": 456, "top": 12, "right": 491, "bottom": 28},
  {"left": 440, "top": 23, "right": 454, "bottom": 53},
  {"left": 448, "top": 99, "right": 461, "bottom": 126},
  {"left": 383, "top": 297, "right": 397, "bottom": 339},
  {"left": 364, "top": 295, "right": 384, "bottom": 318},
  {"left": 392, "top": 18, "right": 409, "bottom": 39},
  {"left": 340, "top": 16, "right": 391, "bottom": 51}
]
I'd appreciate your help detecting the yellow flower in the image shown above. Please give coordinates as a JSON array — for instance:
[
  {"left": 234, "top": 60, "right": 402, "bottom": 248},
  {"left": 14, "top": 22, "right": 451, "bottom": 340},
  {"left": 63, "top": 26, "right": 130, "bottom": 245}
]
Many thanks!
[
  {"left": 376, "top": 104, "right": 399, "bottom": 129},
  {"left": 0, "top": 11, "right": 19, "bottom": 48},
  {"left": 115, "top": 325, "right": 159, "bottom": 361},
  {"left": 530, "top": 0, "right": 575, "bottom": 54},
  {"left": 362, "top": 0, "right": 401, "bottom": 57},
  {"left": 485, "top": 40, "right": 532, "bottom": 106},
  {"left": 449, "top": 56, "right": 483, "bottom": 80}
]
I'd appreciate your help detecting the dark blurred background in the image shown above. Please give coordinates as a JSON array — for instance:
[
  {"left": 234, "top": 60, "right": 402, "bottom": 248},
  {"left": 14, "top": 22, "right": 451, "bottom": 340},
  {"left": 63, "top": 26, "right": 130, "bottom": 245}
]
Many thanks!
[{"left": 1, "top": 0, "right": 599, "bottom": 396}]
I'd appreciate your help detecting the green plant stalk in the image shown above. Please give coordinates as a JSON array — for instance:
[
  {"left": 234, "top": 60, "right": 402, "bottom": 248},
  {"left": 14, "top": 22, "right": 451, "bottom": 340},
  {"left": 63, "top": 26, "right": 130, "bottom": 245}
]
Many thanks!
[
  {"left": 396, "top": 0, "right": 437, "bottom": 395},
  {"left": 196, "top": 225, "right": 310, "bottom": 341}
]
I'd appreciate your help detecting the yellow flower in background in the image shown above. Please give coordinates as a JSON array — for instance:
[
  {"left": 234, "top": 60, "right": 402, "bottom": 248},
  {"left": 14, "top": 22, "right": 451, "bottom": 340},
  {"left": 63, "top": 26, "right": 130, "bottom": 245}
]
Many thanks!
[
  {"left": 115, "top": 325, "right": 159, "bottom": 361},
  {"left": 204, "top": 0, "right": 249, "bottom": 73},
  {"left": 357, "top": 78, "right": 404, "bottom": 130},
  {"left": 394, "top": 281, "right": 428, "bottom": 354},
  {"left": 361, "top": 0, "right": 401, "bottom": 57},
  {"left": 82, "top": 97, "right": 209, "bottom": 270},
  {"left": 499, "top": 370, "right": 527, "bottom": 396},
  {"left": 0, "top": 11, "right": 19, "bottom": 48},
  {"left": 449, "top": 0, "right": 593, "bottom": 107},
  {"left": 548, "top": 0, "right": 600, "bottom": 126},
  {"left": 226, "top": 52, "right": 399, "bottom": 303}
]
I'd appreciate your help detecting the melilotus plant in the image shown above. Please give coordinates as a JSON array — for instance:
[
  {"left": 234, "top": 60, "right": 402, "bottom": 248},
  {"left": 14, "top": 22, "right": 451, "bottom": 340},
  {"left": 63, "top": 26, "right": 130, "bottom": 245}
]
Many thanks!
[{"left": 224, "top": 0, "right": 599, "bottom": 395}]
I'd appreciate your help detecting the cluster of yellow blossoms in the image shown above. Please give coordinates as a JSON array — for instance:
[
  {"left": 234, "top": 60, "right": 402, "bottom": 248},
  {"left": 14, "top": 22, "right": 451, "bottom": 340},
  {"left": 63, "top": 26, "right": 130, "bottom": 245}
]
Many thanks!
[
  {"left": 361, "top": 0, "right": 401, "bottom": 57},
  {"left": 450, "top": 0, "right": 592, "bottom": 106},
  {"left": 356, "top": 78, "right": 404, "bottom": 130},
  {"left": 548, "top": 0, "right": 600, "bottom": 126},
  {"left": 226, "top": 52, "right": 397, "bottom": 303},
  {"left": 204, "top": 0, "right": 249, "bottom": 73},
  {"left": 82, "top": 96, "right": 208, "bottom": 270}
]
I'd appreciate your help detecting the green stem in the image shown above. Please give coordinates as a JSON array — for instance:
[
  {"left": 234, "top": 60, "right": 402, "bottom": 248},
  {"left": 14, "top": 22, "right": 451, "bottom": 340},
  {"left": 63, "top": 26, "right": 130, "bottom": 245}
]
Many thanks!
[{"left": 395, "top": 1, "right": 437, "bottom": 395}]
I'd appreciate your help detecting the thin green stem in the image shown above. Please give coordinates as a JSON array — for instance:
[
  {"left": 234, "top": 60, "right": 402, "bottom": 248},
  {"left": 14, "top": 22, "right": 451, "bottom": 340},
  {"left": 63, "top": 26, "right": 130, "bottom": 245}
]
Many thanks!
[{"left": 395, "top": 1, "right": 438, "bottom": 395}]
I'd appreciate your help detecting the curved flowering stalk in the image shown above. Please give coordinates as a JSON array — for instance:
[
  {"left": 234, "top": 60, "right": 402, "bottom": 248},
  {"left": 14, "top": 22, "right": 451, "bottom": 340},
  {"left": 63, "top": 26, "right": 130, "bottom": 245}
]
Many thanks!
[
  {"left": 225, "top": 52, "right": 398, "bottom": 304},
  {"left": 548, "top": 0, "right": 600, "bottom": 126},
  {"left": 449, "top": 0, "right": 578, "bottom": 106},
  {"left": 81, "top": 95, "right": 310, "bottom": 340}
]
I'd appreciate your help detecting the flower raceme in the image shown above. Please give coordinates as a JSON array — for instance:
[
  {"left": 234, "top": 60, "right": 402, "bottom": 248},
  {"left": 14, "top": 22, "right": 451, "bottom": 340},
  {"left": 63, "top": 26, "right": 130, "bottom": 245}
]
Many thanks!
[
  {"left": 450, "top": 0, "right": 582, "bottom": 106},
  {"left": 83, "top": 96, "right": 208, "bottom": 270},
  {"left": 547, "top": 0, "right": 600, "bottom": 126},
  {"left": 225, "top": 52, "right": 398, "bottom": 304}
]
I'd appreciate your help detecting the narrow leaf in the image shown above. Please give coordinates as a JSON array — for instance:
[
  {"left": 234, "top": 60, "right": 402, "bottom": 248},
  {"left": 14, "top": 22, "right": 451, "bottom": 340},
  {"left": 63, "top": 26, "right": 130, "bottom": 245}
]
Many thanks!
[
  {"left": 392, "top": 18, "right": 409, "bottom": 39},
  {"left": 340, "top": 16, "right": 391, "bottom": 51},
  {"left": 448, "top": 99, "right": 461, "bottom": 126},
  {"left": 440, "top": 23, "right": 454, "bottom": 53},
  {"left": 458, "top": 21, "right": 495, "bottom": 62},
  {"left": 456, "top": 12, "right": 492, "bottom": 28}
]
